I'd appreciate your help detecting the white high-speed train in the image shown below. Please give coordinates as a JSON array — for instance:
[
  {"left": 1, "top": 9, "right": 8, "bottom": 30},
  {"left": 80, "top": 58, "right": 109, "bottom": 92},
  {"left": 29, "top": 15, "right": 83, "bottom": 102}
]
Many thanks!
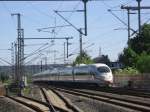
[{"left": 32, "top": 63, "right": 113, "bottom": 86}]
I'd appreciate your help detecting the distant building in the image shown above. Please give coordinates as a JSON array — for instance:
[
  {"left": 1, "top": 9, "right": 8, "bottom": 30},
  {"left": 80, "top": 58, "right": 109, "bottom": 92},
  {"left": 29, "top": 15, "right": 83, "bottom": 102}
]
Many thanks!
[{"left": 107, "top": 62, "right": 124, "bottom": 70}]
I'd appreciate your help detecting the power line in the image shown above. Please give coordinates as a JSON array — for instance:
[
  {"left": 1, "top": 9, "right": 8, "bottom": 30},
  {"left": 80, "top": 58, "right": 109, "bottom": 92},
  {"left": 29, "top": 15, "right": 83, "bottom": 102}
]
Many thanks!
[
  {"left": 108, "top": 9, "right": 137, "bottom": 35},
  {"left": 102, "top": 0, "right": 133, "bottom": 9},
  {"left": 0, "top": 2, "right": 17, "bottom": 29},
  {"left": 0, "top": 57, "right": 12, "bottom": 65},
  {"left": 23, "top": 43, "right": 49, "bottom": 60},
  {"left": 56, "top": 1, "right": 81, "bottom": 34},
  {"left": 26, "top": 2, "right": 55, "bottom": 19}
]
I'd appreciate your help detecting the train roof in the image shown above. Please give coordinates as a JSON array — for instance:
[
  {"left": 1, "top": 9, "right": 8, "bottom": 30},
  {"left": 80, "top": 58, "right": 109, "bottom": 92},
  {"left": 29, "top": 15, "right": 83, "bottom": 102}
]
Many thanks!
[
  {"left": 32, "top": 63, "right": 110, "bottom": 77},
  {"left": 91, "top": 63, "right": 109, "bottom": 67},
  {"left": 74, "top": 63, "right": 108, "bottom": 67},
  {"left": 33, "top": 69, "right": 51, "bottom": 77}
]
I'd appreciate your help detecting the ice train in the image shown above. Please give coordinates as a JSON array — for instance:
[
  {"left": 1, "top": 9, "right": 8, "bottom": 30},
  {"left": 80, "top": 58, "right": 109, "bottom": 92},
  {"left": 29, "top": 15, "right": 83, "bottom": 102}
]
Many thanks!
[{"left": 32, "top": 63, "right": 113, "bottom": 86}]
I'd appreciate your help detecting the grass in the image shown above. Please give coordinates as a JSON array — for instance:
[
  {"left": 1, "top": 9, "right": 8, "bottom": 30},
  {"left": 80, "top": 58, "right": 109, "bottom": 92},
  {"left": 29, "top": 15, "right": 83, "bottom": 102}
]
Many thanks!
[{"left": 23, "top": 86, "right": 31, "bottom": 95}]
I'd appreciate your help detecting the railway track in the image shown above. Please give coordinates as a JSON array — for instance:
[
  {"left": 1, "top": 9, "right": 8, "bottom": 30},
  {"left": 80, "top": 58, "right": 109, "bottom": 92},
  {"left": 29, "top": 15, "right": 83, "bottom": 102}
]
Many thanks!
[
  {"left": 50, "top": 84, "right": 150, "bottom": 99},
  {"left": 6, "top": 87, "right": 82, "bottom": 112},
  {"left": 91, "top": 87, "right": 150, "bottom": 98},
  {"left": 50, "top": 86, "right": 150, "bottom": 112},
  {"left": 42, "top": 88, "right": 83, "bottom": 112},
  {"left": 72, "top": 86, "right": 150, "bottom": 99},
  {"left": 6, "top": 95, "right": 50, "bottom": 112},
  {"left": 40, "top": 88, "right": 58, "bottom": 112}
]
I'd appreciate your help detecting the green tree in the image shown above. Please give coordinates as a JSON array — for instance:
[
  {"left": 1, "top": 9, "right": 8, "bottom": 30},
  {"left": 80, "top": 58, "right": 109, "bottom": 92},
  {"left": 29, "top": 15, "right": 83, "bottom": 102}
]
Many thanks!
[
  {"left": 136, "top": 53, "right": 150, "bottom": 73},
  {"left": 118, "top": 24, "right": 150, "bottom": 70},
  {"left": 118, "top": 47, "right": 138, "bottom": 67},
  {"left": 74, "top": 51, "right": 93, "bottom": 65},
  {"left": 128, "top": 24, "right": 150, "bottom": 54},
  {"left": 0, "top": 72, "right": 9, "bottom": 83}
]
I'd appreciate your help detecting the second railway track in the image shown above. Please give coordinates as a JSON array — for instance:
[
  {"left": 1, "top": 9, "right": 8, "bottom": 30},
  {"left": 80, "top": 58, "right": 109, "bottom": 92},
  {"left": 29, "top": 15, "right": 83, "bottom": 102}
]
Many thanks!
[
  {"left": 50, "top": 86, "right": 150, "bottom": 112},
  {"left": 90, "top": 87, "right": 150, "bottom": 98}
]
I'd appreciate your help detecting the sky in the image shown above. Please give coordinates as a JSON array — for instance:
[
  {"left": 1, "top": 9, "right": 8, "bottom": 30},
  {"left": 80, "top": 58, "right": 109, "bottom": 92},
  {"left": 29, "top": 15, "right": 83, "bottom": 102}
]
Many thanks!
[{"left": 0, "top": 0, "right": 150, "bottom": 65}]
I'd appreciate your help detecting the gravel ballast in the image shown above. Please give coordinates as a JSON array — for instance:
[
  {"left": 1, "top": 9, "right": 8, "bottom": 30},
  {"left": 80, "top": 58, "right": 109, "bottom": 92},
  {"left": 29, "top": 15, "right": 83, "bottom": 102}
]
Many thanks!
[
  {"left": 0, "top": 97, "right": 36, "bottom": 112},
  {"left": 60, "top": 91, "right": 139, "bottom": 112}
]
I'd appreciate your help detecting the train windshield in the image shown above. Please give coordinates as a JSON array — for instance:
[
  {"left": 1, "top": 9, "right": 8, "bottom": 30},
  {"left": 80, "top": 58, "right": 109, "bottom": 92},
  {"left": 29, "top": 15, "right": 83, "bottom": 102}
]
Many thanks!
[{"left": 97, "top": 66, "right": 110, "bottom": 73}]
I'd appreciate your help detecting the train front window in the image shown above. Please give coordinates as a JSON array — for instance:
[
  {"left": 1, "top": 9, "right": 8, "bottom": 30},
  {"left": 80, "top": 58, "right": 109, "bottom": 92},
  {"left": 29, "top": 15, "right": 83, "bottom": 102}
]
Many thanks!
[{"left": 97, "top": 66, "right": 110, "bottom": 73}]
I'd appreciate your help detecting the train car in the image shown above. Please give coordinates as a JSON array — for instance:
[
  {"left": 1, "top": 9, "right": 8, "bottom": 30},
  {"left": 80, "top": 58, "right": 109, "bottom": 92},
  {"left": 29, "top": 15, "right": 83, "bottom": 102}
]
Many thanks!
[{"left": 32, "top": 63, "right": 113, "bottom": 86}]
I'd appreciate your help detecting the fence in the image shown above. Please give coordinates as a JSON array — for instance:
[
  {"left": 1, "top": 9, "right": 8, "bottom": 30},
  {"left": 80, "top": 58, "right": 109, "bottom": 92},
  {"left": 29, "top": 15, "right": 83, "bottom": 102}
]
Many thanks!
[{"left": 114, "top": 74, "right": 150, "bottom": 89}]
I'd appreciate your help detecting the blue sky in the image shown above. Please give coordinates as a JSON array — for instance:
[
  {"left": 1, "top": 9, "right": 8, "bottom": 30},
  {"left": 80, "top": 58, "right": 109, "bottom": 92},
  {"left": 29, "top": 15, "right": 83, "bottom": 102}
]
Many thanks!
[{"left": 0, "top": 0, "right": 150, "bottom": 65}]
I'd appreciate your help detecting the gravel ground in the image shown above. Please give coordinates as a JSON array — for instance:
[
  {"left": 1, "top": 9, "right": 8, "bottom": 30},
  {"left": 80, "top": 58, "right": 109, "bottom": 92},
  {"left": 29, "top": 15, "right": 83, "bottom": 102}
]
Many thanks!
[
  {"left": 0, "top": 97, "right": 36, "bottom": 112},
  {"left": 59, "top": 91, "right": 139, "bottom": 112}
]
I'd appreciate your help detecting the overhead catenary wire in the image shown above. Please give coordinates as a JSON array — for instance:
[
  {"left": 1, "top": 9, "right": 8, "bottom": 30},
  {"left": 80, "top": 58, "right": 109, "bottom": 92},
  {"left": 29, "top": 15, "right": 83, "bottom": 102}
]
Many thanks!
[
  {"left": 25, "top": 53, "right": 44, "bottom": 65},
  {"left": 108, "top": 9, "right": 138, "bottom": 34},
  {"left": 23, "top": 43, "right": 55, "bottom": 64},
  {"left": 26, "top": 2, "right": 55, "bottom": 19},
  {"left": 0, "top": 2, "right": 17, "bottom": 29},
  {"left": 24, "top": 43, "right": 49, "bottom": 47},
  {"left": 0, "top": 60, "right": 7, "bottom": 66},
  {"left": 22, "top": 43, "right": 49, "bottom": 61},
  {"left": 102, "top": 0, "right": 134, "bottom": 9},
  {"left": 1, "top": 0, "right": 150, "bottom": 65},
  {"left": 56, "top": 1, "right": 81, "bottom": 34},
  {"left": 0, "top": 57, "right": 12, "bottom": 65}
]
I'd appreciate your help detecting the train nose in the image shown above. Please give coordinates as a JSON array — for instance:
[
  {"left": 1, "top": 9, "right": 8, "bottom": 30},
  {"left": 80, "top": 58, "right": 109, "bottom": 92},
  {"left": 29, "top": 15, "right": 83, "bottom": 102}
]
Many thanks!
[{"left": 101, "top": 73, "right": 113, "bottom": 82}]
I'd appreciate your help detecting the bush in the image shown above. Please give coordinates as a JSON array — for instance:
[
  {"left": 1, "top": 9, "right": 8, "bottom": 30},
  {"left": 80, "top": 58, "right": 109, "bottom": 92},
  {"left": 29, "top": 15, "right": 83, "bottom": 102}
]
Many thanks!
[
  {"left": 136, "top": 53, "right": 150, "bottom": 73},
  {"left": 0, "top": 73, "right": 9, "bottom": 83},
  {"left": 114, "top": 67, "right": 139, "bottom": 75}
]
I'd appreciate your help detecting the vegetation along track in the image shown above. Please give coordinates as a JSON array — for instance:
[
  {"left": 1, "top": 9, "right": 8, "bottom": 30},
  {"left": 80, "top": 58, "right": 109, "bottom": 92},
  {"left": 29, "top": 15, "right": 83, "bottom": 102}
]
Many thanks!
[{"left": 50, "top": 86, "right": 150, "bottom": 112}]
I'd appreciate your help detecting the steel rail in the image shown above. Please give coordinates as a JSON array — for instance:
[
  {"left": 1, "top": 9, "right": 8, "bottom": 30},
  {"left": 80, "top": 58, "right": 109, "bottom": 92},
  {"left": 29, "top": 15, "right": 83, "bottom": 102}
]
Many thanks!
[
  {"left": 6, "top": 96, "right": 48, "bottom": 112},
  {"left": 51, "top": 87, "right": 150, "bottom": 112},
  {"left": 40, "top": 88, "right": 57, "bottom": 112},
  {"left": 21, "top": 95, "right": 69, "bottom": 112},
  {"left": 88, "top": 87, "right": 150, "bottom": 99},
  {"left": 70, "top": 88, "right": 150, "bottom": 107},
  {"left": 6, "top": 95, "right": 69, "bottom": 112},
  {"left": 50, "top": 88, "right": 83, "bottom": 112}
]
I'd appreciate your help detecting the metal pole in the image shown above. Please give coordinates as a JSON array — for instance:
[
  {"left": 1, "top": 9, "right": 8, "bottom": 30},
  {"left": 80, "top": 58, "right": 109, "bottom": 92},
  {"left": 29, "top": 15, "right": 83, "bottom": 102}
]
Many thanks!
[
  {"left": 83, "top": 0, "right": 88, "bottom": 36},
  {"left": 66, "top": 38, "right": 69, "bottom": 58},
  {"left": 99, "top": 46, "right": 101, "bottom": 57},
  {"left": 21, "top": 29, "right": 25, "bottom": 86},
  {"left": 18, "top": 14, "right": 21, "bottom": 29},
  {"left": 11, "top": 43, "right": 15, "bottom": 80},
  {"left": 137, "top": 0, "right": 142, "bottom": 35},
  {"left": 127, "top": 9, "right": 130, "bottom": 40},
  {"left": 64, "top": 42, "right": 66, "bottom": 63},
  {"left": 45, "top": 57, "right": 47, "bottom": 70},
  {"left": 11, "top": 13, "right": 24, "bottom": 96},
  {"left": 54, "top": 50, "right": 56, "bottom": 64},
  {"left": 14, "top": 43, "right": 18, "bottom": 82},
  {"left": 79, "top": 28, "right": 82, "bottom": 58},
  {"left": 40, "top": 60, "right": 43, "bottom": 72}
]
